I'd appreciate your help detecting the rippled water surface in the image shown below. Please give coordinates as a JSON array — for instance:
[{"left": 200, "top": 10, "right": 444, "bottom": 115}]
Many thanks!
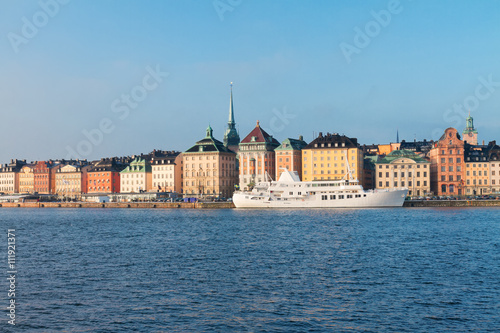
[{"left": 0, "top": 208, "right": 499, "bottom": 332}]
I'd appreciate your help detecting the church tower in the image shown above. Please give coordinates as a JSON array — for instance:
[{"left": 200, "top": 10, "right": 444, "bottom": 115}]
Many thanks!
[
  {"left": 223, "top": 82, "right": 240, "bottom": 152},
  {"left": 462, "top": 112, "right": 478, "bottom": 145}
]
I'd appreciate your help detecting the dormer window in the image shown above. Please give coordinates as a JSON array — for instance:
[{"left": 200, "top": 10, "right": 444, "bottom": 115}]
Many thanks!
[{"left": 251, "top": 136, "right": 256, "bottom": 142}]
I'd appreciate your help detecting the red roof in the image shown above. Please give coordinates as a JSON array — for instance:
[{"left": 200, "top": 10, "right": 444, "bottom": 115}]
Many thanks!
[{"left": 241, "top": 121, "right": 279, "bottom": 144}]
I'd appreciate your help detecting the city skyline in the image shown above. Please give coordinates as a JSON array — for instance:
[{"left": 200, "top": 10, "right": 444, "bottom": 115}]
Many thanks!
[{"left": 1, "top": 0, "right": 500, "bottom": 163}]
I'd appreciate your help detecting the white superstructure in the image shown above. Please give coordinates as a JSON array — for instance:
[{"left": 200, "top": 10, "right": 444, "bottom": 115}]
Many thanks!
[{"left": 233, "top": 169, "right": 407, "bottom": 208}]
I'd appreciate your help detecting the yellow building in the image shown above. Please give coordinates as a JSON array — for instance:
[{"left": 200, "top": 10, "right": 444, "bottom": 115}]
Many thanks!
[
  {"left": 489, "top": 145, "right": 500, "bottom": 194},
  {"left": 302, "top": 132, "right": 364, "bottom": 185},
  {"left": 19, "top": 164, "right": 35, "bottom": 194},
  {"left": 464, "top": 144, "right": 490, "bottom": 196},
  {"left": 183, "top": 126, "right": 237, "bottom": 198}
]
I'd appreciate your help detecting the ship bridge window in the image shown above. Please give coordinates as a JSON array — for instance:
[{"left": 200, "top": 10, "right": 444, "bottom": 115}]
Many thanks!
[
  {"left": 355, "top": 194, "right": 361, "bottom": 198},
  {"left": 321, "top": 195, "right": 327, "bottom": 200},
  {"left": 347, "top": 195, "right": 353, "bottom": 199},
  {"left": 298, "top": 192, "right": 302, "bottom": 195},
  {"left": 338, "top": 195, "right": 344, "bottom": 199},
  {"left": 289, "top": 192, "right": 293, "bottom": 195},
  {"left": 330, "top": 195, "right": 336, "bottom": 200}
]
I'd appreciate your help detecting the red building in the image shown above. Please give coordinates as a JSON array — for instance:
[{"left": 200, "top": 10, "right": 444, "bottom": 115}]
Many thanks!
[
  {"left": 33, "top": 161, "right": 52, "bottom": 194},
  {"left": 430, "top": 128, "right": 465, "bottom": 196}
]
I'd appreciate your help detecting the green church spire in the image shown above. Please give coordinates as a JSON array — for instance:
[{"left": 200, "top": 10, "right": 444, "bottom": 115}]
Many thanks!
[{"left": 223, "top": 82, "right": 240, "bottom": 148}]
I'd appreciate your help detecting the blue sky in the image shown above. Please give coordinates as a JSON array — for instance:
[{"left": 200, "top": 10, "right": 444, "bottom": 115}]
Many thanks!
[{"left": 1, "top": 0, "right": 500, "bottom": 162}]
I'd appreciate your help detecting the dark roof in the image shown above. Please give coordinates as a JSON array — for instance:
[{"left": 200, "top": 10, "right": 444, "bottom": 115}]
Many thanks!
[
  {"left": 399, "top": 139, "right": 434, "bottom": 152},
  {"left": 240, "top": 121, "right": 280, "bottom": 146},
  {"left": 88, "top": 158, "right": 127, "bottom": 172},
  {"left": 185, "top": 127, "right": 235, "bottom": 154},
  {"left": 464, "top": 143, "right": 492, "bottom": 162},
  {"left": 305, "top": 132, "right": 358, "bottom": 149}
]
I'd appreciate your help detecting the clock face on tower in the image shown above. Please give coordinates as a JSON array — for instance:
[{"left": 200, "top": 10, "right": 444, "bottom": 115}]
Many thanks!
[{"left": 469, "top": 133, "right": 473, "bottom": 137}]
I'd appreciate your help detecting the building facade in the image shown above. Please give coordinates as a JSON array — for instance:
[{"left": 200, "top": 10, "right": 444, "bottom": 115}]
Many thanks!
[
  {"left": 464, "top": 143, "right": 491, "bottom": 196},
  {"left": 183, "top": 126, "right": 237, "bottom": 198},
  {"left": 489, "top": 144, "right": 500, "bottom": 194},
  {"left": 375, "top": 150, "right": 431, "bottom": 196},
  {"left": 301, "top": 132, "right": 364, "bottom": 184},
  {"left": 151, "top": 151, "right": 183, "bottom": 193},
  {"left": 120, "top": 157, "right": 152, "bottom": 193},
  {"left": 19, "top": 164, "right": 35, "bottom": 194},
  {"left": 55, "top": 164, "right": 90, "bottom": 199},
  {"left": 430, "top": 128, "right": 465, "bottom": 196},
  {"left": 87, "top": 158, "right": 125, "bottom": 194},
  {"left": 0, "top": 159, "right": 26, "bottom": 194},
  {"left": 33, "top": 161, "right": 52, "bottom": 194},
  {"left": 238, "top": 121, "right": 280, "bottom": 189},
  {"left": 275, "top": 137, "right": 307, "bottom": 180}
]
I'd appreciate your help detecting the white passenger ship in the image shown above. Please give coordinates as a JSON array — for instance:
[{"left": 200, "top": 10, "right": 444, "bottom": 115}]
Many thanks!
[{"left": 233, "top": 169, "right": 407, "bottom": 208}]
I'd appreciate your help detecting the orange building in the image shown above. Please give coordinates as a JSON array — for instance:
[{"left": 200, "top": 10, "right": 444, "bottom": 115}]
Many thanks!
[
  {"left": 430, "top": 128, "right": 465, "bottom": 196},
  {"left": 238, "top": 121, "right": 280, "bottom": 190},
  {"left": 378, "top": 143, "right": 401, "bottom": 155},
  {"left": 275, "top": 137, "right": 307, "bottom": 180},
  {"left": 87, "top": 158, "right": 126, "bottom": 194}
]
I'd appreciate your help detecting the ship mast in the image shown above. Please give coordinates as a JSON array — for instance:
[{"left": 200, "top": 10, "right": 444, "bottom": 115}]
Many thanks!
[{"left": 343, "top": 150, "right": 354, "bottom": 181}]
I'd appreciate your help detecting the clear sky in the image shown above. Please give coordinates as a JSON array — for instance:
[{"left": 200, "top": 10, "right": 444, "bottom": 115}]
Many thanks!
[{"left": 1, "top": 0, "right": 500, "bottom": 163}]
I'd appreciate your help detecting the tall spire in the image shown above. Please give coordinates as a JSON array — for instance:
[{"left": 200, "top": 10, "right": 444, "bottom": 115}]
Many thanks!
[
  {"left": 228, "top": 82, "right": 235, "bottom": 126},
  {"left": 396, "top": 129, "right": 399, "bottom": 143},
  {"left": 223, "top": 82, "right": 240, "bottom": 149}
]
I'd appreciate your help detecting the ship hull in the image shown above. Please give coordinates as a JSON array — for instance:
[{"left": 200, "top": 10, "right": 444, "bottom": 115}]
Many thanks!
[{"left": 233, "top": 189, "right": 407, "bottom": 208}]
